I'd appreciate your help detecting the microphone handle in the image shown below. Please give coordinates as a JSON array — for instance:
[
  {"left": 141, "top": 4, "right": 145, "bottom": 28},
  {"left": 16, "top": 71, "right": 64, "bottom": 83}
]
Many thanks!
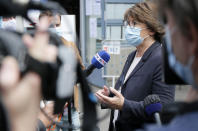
[
  {"left": 154, "top": 112, "right": 162, "bottom": 126},
  {"left": 84, "top": 64, "right": 96, "bottom": 77}
]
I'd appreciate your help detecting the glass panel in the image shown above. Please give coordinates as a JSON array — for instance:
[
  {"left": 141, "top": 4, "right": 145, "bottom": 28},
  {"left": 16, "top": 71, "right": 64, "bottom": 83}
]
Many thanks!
[
  {"left": 106, "top": 26, "right": 111, "bottom": 40},
  {"left": 110, "top": 26, "right": 121, "bottom": 39},
  {"left": 97, "top": 27, "right": 102, "bottom": 40},
  {"left": 106, "top": 4, "right": 133, "bottom": 19}
]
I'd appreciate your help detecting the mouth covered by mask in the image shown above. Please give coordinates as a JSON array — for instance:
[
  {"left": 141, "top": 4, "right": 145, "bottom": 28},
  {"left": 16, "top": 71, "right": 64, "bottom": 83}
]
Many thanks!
[
  {"left": 125, "top": 25, "right": 149, "bottom": 47},
  {"left": 165, "top": 26, "right": 197, "bottom": 88}
]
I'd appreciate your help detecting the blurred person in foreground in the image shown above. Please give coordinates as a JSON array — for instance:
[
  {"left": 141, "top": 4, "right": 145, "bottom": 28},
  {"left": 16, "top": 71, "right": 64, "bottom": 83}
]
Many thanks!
[
  {"left": 95, "top": 2, "right": 175, "bottom": 131},
  {"left": 38, "top": 11, "right": 83, "bottom": 131},
  {"left": 138, "top": 0, "right": 198, "bottom": 131},
  {"left": 0, "top": 17, "right": 57, "bottom": 131},
  {"left": 45, "top": 38, "right": 84, "bottom": 131}
]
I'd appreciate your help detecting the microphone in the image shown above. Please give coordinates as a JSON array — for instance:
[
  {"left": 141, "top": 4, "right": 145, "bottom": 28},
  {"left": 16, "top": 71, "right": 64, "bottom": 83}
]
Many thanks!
[
  {"left": 144, "top": 94, "right": 162, "bottom": 126},
  {"left": 84, "top": 50, "right": 110, "bottom": 77}
]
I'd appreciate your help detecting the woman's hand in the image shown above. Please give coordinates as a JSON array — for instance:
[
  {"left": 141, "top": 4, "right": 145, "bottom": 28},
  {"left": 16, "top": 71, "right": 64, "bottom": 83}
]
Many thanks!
[
  {"left": 95, "top": 87, "right": 124, "bottom": 110},
  {"left": 95, "top": 86, "right": 110, "bottom": 103}
]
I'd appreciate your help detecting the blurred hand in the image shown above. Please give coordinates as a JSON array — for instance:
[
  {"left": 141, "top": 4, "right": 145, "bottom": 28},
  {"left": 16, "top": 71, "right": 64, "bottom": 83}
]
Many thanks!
[
  {"left": 38, "top": 102, "right": 58, "bottom": 128},
  {"left": 0, "top": 17, "right": 57, "bottom": 131},
  {"left": 22, "top": 17, "right": 58, "bottom": 63},
  {"left": 0, "top": 57, "right": 41, "bottom": 131},
  {"left": 95, "top": 87, "right": 124, "bottom": 110}
]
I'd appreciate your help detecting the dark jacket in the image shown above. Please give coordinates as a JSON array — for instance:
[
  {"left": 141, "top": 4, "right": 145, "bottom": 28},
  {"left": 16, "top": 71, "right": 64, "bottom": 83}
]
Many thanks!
[{"left": 109, "top": 42, "right": 175, "bottom": 131}]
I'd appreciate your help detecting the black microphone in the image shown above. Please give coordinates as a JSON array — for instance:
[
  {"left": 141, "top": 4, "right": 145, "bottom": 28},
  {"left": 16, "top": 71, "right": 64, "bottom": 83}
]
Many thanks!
[
  {"left": 144, "top": 94, "right": 162, "bottom": 126},
  {"left": 84, "top": 50, "right": 110, "bottom": 77},
  {"left": 85, "top": 64, "right": 95, "bottom": 77}
]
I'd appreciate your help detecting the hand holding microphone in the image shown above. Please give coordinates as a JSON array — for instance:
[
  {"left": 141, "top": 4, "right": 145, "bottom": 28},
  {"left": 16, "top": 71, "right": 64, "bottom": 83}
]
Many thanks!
[
  {"left": 84, "top": 50, "right": 110, "bottom": 77},
  {"left": 144, "top": 94, "right": 162, "bottom": 126}
]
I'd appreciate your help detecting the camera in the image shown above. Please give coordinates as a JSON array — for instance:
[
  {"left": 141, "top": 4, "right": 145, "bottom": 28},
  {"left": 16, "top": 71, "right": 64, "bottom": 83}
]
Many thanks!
[
  {"left": 0, "top": 1, "right": 98, "bottom": 131},
  {"left": 0, "top": 28, "right": 77, "bottom": 106}
]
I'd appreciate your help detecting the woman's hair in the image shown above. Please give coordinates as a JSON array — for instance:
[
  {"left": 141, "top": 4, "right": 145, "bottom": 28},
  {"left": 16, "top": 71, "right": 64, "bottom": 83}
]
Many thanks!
[
  {"left": 124, "top": 2, "right": 164, "bottom": 43},
  {"left": 60, "top": 37, "right": 85, "bottom": 70},
  {"left": 158, "top": 0, "right": 198, "bottom": 38}
]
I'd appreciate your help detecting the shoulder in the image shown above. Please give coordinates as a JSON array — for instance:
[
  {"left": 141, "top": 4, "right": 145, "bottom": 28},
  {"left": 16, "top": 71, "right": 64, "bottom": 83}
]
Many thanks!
[
  {"left": 149, "top": 42, "right": 163, "bottom": 65},
  {"left": 151, "top": 42, "right": 162, "bottom": 58}
]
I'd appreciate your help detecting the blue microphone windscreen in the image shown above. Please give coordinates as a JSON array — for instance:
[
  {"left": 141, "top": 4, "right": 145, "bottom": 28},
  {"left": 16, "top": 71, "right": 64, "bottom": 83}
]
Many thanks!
[
  {"left": 145, "top": 103, "right": 162, "bottom": 116},
  {"left": 91, "top": 50, "right": 110, "bottom": 69}
]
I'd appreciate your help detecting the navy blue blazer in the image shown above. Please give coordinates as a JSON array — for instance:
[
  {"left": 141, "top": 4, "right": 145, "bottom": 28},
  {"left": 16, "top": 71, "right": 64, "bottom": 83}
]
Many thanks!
[{"left": 108, "top": 42, "right": 175, "bottom": 131}]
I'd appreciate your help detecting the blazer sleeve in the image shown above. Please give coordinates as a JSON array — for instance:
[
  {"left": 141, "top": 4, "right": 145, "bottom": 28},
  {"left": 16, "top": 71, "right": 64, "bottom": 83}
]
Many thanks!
[
  {"left": 122, "top": 98, "right": 146, "bottom": 119},
  {"left": 121, "top": 61, "right": 175, "bottom": 120},
  {"left": 151, "top": 62, "right": 175, "bottom": 104}
]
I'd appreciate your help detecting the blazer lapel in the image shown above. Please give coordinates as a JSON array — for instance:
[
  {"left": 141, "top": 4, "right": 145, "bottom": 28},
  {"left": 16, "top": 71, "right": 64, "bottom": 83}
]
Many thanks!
[
  {"left": 123, "top": 42, "right": 160, "bottom": 86},
  {"left": 123, "top": 58, "right": 145, "bottom": 85},
  {"left": 123, "top": 52, "right": 136, "bottom": 77}
]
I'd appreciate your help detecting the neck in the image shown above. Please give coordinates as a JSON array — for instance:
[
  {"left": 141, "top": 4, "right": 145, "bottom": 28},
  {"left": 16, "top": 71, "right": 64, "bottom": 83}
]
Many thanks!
[{"left": 136, "top": 37, "right": 155, "bottom": 57}]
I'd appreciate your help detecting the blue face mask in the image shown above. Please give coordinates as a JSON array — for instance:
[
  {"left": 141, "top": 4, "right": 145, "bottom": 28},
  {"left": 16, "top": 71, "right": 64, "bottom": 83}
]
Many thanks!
[
  {"left": 125, "top": 26, "right": 148, "bottom": 47},
  {"left": 165, "top": 26, "right": 196, "bottom": 87}
]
